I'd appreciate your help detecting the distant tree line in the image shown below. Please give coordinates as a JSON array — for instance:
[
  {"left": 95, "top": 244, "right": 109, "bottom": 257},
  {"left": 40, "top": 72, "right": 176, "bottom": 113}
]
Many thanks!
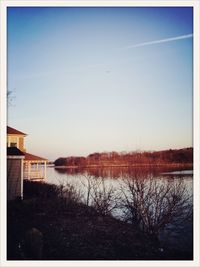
[{"left": 54, "top": 147, "right": 193, "bottom": 167}]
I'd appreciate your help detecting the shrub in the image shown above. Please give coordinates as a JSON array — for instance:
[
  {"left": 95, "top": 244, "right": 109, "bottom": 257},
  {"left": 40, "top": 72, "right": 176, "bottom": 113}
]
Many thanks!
[
  {"left": 119, "top": 175, "right": 192, "bottom": 238},
  {"left": 23, "top": 180, "right": 59, "bottom": 199}
]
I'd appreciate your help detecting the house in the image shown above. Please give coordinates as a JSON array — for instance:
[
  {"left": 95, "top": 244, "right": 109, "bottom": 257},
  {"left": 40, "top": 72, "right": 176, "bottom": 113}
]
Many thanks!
[
  {"left": 7, "top": 147, "right": 25, "bottom": 201},
  {"left": 7, "top": 126, "right": 48, "bottom": 200},
  {"left": 7, "top": 127, "right": 27, "bottom": 152}
]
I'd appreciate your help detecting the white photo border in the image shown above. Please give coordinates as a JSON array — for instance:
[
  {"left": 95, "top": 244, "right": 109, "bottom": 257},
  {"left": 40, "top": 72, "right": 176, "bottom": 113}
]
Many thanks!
[{"left": 0, "top": 1, "right": 199, "bottom": 267}]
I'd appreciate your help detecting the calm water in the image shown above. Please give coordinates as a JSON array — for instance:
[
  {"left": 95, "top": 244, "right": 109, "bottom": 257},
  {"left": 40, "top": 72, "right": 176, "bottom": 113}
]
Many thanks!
[
  {"left": 46, "top": 166, "right": 193, "bottom": 198},
  {"left": 45, "top": 166, "right": 193, "bottom": 253}
]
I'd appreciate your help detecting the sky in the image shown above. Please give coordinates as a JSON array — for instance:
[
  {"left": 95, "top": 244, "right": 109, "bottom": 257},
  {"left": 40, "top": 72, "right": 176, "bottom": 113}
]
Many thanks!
[{"left": 7, "top": 7, "right": 193, "bottom": 161}]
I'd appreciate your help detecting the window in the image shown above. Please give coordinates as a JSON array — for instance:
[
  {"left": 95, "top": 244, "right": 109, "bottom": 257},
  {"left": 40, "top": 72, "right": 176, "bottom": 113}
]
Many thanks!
[{"left": 10, "top": 142, "right": 17, "bottom": 147}]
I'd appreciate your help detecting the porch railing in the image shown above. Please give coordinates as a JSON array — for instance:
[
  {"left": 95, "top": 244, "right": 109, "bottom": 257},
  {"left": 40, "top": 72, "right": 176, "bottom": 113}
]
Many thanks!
[{"left": 23, "top": 170, "right": 45, "bottom": 180}]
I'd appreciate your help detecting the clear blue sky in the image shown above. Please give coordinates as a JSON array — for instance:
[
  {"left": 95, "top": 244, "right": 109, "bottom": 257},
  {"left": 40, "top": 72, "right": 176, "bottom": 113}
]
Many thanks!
[{"left": 7, "top": 7, "right": 193, "bottom": 160}]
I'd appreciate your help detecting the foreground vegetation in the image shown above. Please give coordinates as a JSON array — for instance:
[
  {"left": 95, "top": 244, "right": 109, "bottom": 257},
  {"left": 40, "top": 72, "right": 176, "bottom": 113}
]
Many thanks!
[{"left": 7, "top": 177, "right": 193, "bottom": 260}]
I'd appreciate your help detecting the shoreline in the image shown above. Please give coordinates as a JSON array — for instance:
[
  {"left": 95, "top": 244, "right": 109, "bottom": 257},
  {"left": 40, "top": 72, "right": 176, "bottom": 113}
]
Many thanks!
[{"left": 54, "top": 163, "right": 193, "bottom": 169}]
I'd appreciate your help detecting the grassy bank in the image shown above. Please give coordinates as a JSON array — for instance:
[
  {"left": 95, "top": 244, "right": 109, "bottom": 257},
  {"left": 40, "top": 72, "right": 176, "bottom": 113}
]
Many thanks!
[{"left": 7, "top": 180, "right": 192, "bottom": 260}]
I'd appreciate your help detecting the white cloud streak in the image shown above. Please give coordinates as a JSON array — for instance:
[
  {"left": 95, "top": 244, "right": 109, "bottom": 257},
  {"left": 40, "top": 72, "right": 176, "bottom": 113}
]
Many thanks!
[{"left": 122, "top": 33, "right": 193, "bottom": 50}]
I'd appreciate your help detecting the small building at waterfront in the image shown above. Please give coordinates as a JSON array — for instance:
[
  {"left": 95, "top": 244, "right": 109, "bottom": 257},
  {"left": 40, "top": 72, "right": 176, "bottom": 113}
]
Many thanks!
[
  {"left": 7, "top": 147, "right": 25, "bottom": 201},
  {"left": 7, "top": 126, "right": 48, "bottom": 200},
  {"left": 7, "top": 126, "right": 27, "bottom": 152}
]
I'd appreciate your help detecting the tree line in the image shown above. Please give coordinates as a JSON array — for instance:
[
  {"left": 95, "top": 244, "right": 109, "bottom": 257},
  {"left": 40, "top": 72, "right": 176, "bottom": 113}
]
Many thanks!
[{"left": 54, "top": 147, "right": 193, "bottom": 167}]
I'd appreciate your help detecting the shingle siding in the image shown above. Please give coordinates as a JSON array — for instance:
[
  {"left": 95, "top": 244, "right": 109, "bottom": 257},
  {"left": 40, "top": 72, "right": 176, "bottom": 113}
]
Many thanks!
[{"left": 7, "top": 158, "right": 23, "bottom": 201}]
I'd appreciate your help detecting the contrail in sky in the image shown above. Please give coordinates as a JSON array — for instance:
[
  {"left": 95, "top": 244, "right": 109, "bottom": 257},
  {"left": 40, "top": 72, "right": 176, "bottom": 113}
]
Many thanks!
[{"left": 122, "top": 33, "right": 193, "bottom": 50}]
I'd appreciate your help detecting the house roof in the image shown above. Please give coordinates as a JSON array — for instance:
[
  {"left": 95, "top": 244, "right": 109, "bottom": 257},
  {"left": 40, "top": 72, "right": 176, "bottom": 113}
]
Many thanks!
[
  {"left": 7, "top": 148, "right": 47, "bottom": 161},
  {"left": 24, "top": 152, "right": 48, "bottom": 162},
  {"left": 7, "top": 147, "right": 25, "bottom": 156},
  {"left": 7, "top": 126, "right": 27, "bottom": 136}
]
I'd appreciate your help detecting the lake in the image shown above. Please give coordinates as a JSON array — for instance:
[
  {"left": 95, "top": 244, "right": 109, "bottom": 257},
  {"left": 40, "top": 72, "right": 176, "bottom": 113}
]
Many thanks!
[
  {"left": 46, "top": 166, "right": 193, "bottom": 198},
  {"left": 45, "top": 166, "right": 193, "bottom": 254}
]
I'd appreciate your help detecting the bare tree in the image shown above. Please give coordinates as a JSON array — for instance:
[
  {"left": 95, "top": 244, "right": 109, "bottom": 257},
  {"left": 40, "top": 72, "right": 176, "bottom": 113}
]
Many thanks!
[
  {"left": 90, "top": 177, "right": 118, "bottom": 216},
  {"left": 81, "top": 175, "right": 118, "bottom": 216},
  {"left": 81, "top": 174, "right": 94, "bottom": 206},
  {"left": 119, "top": 175, "right": 192, "bottom": 238},
  {"left": 57, "top": 179, "right": 83, "bottom": 206}
]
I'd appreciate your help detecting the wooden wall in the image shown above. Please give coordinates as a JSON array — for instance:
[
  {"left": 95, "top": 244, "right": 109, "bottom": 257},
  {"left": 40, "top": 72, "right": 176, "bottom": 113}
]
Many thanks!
[{"left": 7, "top": 158, "right": 23, "bottom": 201}]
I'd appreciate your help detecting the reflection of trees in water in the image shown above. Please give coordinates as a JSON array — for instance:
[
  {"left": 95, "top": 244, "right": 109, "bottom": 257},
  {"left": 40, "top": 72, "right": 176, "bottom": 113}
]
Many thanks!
[
  {"left": 54, "top": 165, "right": 192, "bottom": 179},
  {"left": 85, "top": 167, "right": 153, "bottom": 179},
  {"left": 55, "top": 167, "right": 87, "bottom": 175}
]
